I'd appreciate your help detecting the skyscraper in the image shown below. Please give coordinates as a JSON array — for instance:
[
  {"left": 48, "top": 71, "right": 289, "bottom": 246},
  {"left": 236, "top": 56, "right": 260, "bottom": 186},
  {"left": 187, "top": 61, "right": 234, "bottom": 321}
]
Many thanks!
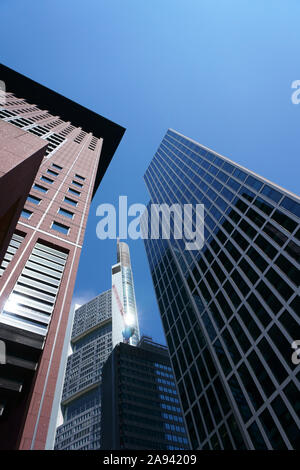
[
  {"left": 55, "top": 240, "right": 140, "bottom": 449},
  {"left": 143, "top": 129, "right": 300, "bottom": 450},
  {"left": 0, "top": 64, "right": 125, "bottom": 449},
  {"left": 54, "top": 290, "right": 112, "bottom": 450},
  {"left": 111, "top": 240, "right": 140, "bottom": 347},
  {"left": 101, "top": 336, "right": 190, "bottom": 450}
]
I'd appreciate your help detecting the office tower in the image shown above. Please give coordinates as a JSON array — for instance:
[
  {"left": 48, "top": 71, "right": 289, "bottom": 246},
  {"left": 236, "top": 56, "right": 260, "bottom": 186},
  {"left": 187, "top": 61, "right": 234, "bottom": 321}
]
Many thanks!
[
  {"left": 0, "top": 119, "right": 47, "bottom": 265},
  {"left": 55, "top": 240, "right": 139, "bottom": 449},
  {"left": 54, "top": 290, "right": 112, "bottom": 450},
  {"left": 143, "top": 129, "right": 300, "bottom": 450},
  {"left": 0, "top": 64, "right": 125, "bottom": 449},
  {"left": 101, "top": 336, "right": 190, "bottom": 450},
  {"left": 111, "top": 240, "right": 140, "bottom": 347}
]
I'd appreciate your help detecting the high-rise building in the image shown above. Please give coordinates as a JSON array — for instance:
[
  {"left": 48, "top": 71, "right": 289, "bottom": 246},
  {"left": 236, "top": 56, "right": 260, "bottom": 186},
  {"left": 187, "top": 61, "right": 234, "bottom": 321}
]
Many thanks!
[
  {"left": 101, "top": 336, "right": 190, "bottom": 450},
  {"left": 111, "top": 240, "right": 140, "bottom": 347},
  {"left": 143, "top": 129, "right": 300, "bottom": 450},
  {"left": 54, "top": 290, "right": 112, "bottom": 450},
  {"left": 55, "top": 240, "right": 140, "bottom": 449},
  {"left": 0, "top": 64, "right": 125, "bottom": 449}
]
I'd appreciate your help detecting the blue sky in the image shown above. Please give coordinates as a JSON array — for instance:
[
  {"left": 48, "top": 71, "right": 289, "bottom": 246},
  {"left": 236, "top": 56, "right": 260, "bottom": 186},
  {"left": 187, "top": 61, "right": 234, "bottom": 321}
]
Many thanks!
[{"left": 1, "top": 0, "right": 300, "bottom": 345}]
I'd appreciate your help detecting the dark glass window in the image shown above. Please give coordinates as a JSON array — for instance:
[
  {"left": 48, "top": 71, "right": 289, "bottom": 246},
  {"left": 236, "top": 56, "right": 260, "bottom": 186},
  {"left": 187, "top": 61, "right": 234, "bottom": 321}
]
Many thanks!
[
  {"left": 199, "top": 395, "right": 214, "bottom": 433},
  {"left": 274, "top": 255, "right": 300, "bottom": 286},
  {"left": 278, "top": 310, "right": 300, "bottom": 340},
  {"left": 190, "top": 364, "right": 202, "bottom": 396},
  {"left": 228, "top": 375, "right": 252, "bottom": 423},
  {"left": 238, "top": 305, "right": 261, "bottom": 340},
  {"left": 256, "top": 280, "right": 282, "bottom": 314},
  {"left": 188, "top": 330, "right": 200, "bottom": 358},
  {"left": 263, "top": 222, "right": 287, "bottom": 247},
  {"left": 214, "top": 377, "right": 231, "bottom": 415},
  {"left": 229, "top": 317, "right": 251, "bottom": 353},
  {"left": 227, "top": 414, "right": 247, "bottom": 449},
  {"left": 247, "top": 350, "right": 275, "bottom": 398},
  {"left": 196, "top": 355, "right": 209, "bottom": 388},
  {"left": 254, "top": 197, "right": 273, "bottom": 216},
  {"left": 247, "top": 246, "right": 268, "bottom": 272},
  {"left": 202, "top": 312, "right": 217, "bottom": 341},
  {"left": 265, "top": 268, "right": 293, "bottom": 301},
  {"left": 184, "top": 372, "right": 195, "bottom": 405},
  {"left": 268, "top": 323, "right": 294, "bottom": 365},
  {"left": 272, "top": 209, "right": 297, "bottom": 234},
  {"left": 222, "top": 329, "right": 241, "bottom": 364},
  {"left": 224, "top": 240, "right": 241, "bottom": 262},
  {"left": 185, "top": 412, "right": 198, "bottom": 449},
  {"left": 283, "top": 381, "right": 300, "bottom": 420},
  {"left": 247, "top": 422, "right": 268, "bottom": 449},
  {"left": 247, "top": 293, "right": 271, "bottom": 327},
  {"left": 272, "top": 395, "right": 299, "bottom": 448},
  {"left": 255, "top": 234, "right": 277, "bottom": 259},
  {"left": 203, "top": 347, "right": 217, "bottom": 378},
  {"left": 207, "top": 386, "right": 222, "bottom": 424},
  {"left": 260, "top": 408, "right": 288, "bottom": 449},
  {"left": 219, "top": 423, "right": 233, "bottom": 449},
  {"left": 257, "top": 338, "right": 288, "bottom": 384},
  {"left": 238, "top": 363, "right": 263, "bottom": 410},
  {"left": 192, "top": 403, "right": 206, "bottom": 442},
  {"left": 214, "top": 339, "right": 231, "bottom": 376}
]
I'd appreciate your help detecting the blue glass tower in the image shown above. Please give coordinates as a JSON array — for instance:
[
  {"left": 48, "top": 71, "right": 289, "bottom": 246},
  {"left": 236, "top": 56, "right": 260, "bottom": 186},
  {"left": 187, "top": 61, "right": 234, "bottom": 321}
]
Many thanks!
[{"left": 143, "top": 129, "right": 300, "bottom": 450}]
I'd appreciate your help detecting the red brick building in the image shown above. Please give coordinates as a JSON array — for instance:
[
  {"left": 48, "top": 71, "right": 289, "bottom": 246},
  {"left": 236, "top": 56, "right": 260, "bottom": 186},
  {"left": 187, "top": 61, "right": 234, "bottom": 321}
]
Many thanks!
[{"left": 0, "top": 64, "right": 125, "bottom": 449}]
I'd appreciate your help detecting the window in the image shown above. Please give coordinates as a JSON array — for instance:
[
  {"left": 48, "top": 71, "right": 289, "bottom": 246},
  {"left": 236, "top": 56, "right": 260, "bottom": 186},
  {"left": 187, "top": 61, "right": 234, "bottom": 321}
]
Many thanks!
[
  {"left": 1, "top": 241, "right": 68, "bottom": 337},
  {"left": 64, "top": 196, "right": 78, "bottom": 207},
  {"left": 72, "top": 180, "right": 83, "bottom": 188},
  {"left": 58, "top": 208, "right": 74, "bottom": 219},
  {"left": 51, "top": 221, "right": 70, "bottom": 235},
  {"left": 27, "top": 194, "right": 41, "bottom": 205},
  {"left": 47, "top": 169, "right": 58, "bottom": 177},
  {"left": 75, "top": 173, "right": 85, "bottom": 181},
  {"left": 280, "top": 196, "right": 300, "bottom": 219},
  {"left": 68, "top": 188, "right": 81, "bottom": 196},
  {"left": 261, "top": 185, "right": 282, "bottom": 203},
  {"left": 21, "top": 209, "right": 32, "bottom": 219},
  {"left": 40, "top": 175, "right": 54, "bottom": 184},
  {"left": 52, "top": 163, "right": 63, "bottom": 170},
  {"left": 33, "top": 184, "right": 48, "bottom": 193}
]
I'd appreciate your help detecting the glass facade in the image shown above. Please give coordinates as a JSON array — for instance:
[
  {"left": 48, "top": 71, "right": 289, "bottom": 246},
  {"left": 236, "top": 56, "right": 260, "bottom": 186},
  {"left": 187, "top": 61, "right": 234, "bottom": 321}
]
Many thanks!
[
  {"left": 101, "top": 337, "right": 189, "bottom": 450},
  {"left": 143, "top": 129, "right": 300, "bottom": 450}
]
